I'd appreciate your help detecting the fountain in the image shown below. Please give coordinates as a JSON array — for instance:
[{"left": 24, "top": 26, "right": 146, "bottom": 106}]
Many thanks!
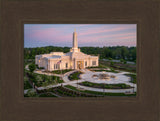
[{"left": 92, "top": 73, "right": 117, "bottom": 80}]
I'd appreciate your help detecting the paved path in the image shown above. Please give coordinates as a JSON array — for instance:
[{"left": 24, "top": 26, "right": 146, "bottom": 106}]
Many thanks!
[
  {"left": 76, "top": 69, "right": 137, "bottom": 93},
  {"left": 70, "top": 83, "right": 136, "bottom": 93},
  {"left": 25, "top": 64, "right": 63, "bottom": 77},
  {"left": 34, "top": 70, "right": 62, "bottom": 77},
  {"left": 25, "top": 64, "right": 29, "bottom": 70},
  {"left": 24, "top": 68, "right": 137, "bottom": 94}
]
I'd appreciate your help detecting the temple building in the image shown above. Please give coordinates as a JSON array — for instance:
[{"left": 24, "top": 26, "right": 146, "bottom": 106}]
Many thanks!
[{"left": 35, "top": 30, "right": 99, "bottom": 71}]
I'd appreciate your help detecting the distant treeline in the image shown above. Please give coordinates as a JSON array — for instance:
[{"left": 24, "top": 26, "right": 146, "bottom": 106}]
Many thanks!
[{"left": 24, "top": 46, "right": 136, "bottom": 61}]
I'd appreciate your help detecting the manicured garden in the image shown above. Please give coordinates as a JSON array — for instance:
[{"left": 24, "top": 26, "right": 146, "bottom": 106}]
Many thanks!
[
  {"left": 25, "top": 70, "right": 63, "bottom": 88},
  {"left": 39, "top": 93, "right": 57, "bottom": 97},
  {"left": 92, "top": 69, "right": 119, "bottom": 73},
  {"left": 24, "top": 76, "right": 33, "bottom": 89},
  {"left": 24, "top": 82, "right": 136, "bottom": 97},
  {"left": 99, "top": 60, "right": 136, "bottom": 73},
  {"left": 52, "top": 69, "right": 73, "bottom": 74},
  {"left": 36, "top": 86, "right": 99, "bottom": 97},
  {"left": 86, "top": 63, "right": 109, "bottom": 69},
  {"left": 79, "top": 81, "right": 133, "bottom": 89},
  {"left": 24, "top": 89, "right": 58, "bottom": 97},
  {"left": 68, "top": 71, "right": 83, "bottom": 81},
  {"left": 124, "top": 73, "right": 136, "bottom": 83},
  {"left": 24, "top": 69, "right": 33, "bottom": 90},
  {"left": 64, "top": 85, "right": 136, "bottom": 96}
]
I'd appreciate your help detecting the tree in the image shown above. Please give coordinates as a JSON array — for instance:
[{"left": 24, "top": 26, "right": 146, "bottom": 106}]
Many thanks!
[
  {"left": 27, "top": 89, "right": 37, "bottom": 97},
  {"left": 110, "top": 61, "right": 114, "bottom": 66},
  {"left": 29, "top": 64, "right": 36, "bottom": 73},
  {"left": 36, "top": 75, "right": 43, "bottom": 82},
  {"left": 120, "top": 59, "right": 124, "bottom": 63},
  {"left": 24, "top": 46, "right": 136, "bottom": 62},
  {"left": 121, "top": 47, "right": 128, "bottom": 60},
  {"left": 124, "top": 60, "right": 127, "bottom": 64}
]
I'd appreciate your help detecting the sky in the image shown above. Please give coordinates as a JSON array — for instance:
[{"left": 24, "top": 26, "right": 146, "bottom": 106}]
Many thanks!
[{"left": 24, "top": 24, "right": 136, "bottom": 48}]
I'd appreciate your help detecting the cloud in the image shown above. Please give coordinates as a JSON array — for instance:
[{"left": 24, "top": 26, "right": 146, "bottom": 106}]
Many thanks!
[
  {"left": 78, "top": 25, "right": 135, "bottom": 36},
  {"left": 24, "top": 24, "right": 136, "bottom": 47},
  {"left": 78, "top": 32, "right": 136, "bottom": 44}
]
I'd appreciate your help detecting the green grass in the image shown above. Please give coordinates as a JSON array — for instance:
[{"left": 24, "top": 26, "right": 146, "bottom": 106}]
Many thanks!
[
  {"left": 93, "top": 69, "right": 119, "bottom": 73},
  {"left": 24, "top": 73, "right": 33, "bottom": 89},
  {"left": 68, "top": 71, "right": 82, "bottom": 81},
  {"left": 125, "top": 73, "right": 136, "bottom": 83},
  {"left": 65, "top": 85, "right": 79, "bottom": 91},
  {"left": 80, "top": 81, "right": 132, "bottom": 89},
  {"left": 26, "top": 72, "right": 63, "bottom": 87},
  {"left": 39, "top": 93, "right": 57, "bottom": 97},
  {"left": 54, "top": 86, "right": 97, "bottom": 97},
  {"left": 57, "top": 79, "right": 63, "bottom": 83},
  {"left": 83, "top": 90, "right": 136, "bottom": 96},
  {"left": 65, "top": 85, "right": 136, "bottom": 96},
  {"left": 86, "top": 64, "right": 108, "bottom": 69},
  {"left": 24, "top": 80, "right": 32, "bottom": 90},
  {"left": 56, "top": 89, "right": 76, "bottom": 97},
  {"left": 99, "top": 60, "right": 136, "bottom": 73},
  {"left": 52, "top": 69, "right": 73, "bottom": 74},
  {"left": 24, "top": 92, "right": 57, "bottom": 97}
]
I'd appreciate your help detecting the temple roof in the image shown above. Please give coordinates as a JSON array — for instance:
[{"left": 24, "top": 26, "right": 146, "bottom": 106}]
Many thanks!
[{"left": 65, "top": 51, "right": 90, "bottom": 59}]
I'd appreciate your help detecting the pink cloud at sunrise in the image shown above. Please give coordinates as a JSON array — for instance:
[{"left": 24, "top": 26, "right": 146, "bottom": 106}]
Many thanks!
[{"left": 24, "top": 24, "right": 136, "bottom": 48}]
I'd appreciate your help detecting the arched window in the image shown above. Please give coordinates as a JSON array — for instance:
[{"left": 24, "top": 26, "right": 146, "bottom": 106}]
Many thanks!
[
  {"left": 66, "top": 63, "right": 68, "bottom": 68},
  {"left": 85, "top": 61, "right": 87, "bottom": 66}
]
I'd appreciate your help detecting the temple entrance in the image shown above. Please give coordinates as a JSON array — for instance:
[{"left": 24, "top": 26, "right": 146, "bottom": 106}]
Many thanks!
[{"left": 77, "top": 61, "right": 84, "bottom": 69}]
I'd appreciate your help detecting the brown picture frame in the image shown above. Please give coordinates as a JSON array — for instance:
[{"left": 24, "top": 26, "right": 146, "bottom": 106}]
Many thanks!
[{"left": 0, "top": 0, "right": 160, "bottom": 120}]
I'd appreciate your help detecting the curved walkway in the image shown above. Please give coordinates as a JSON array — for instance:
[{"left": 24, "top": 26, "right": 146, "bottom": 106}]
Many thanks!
[
  {"left": 25, "top": 64, "right": 62, "bottom": 77},
  {"left": 24, "top": 67, "right": 137, "bottom": 94}
]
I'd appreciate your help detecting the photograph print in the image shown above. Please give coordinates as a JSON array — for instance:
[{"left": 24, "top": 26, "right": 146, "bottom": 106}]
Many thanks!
[{"left": 24, "top": 24, "right": 137, "bottom": 97}]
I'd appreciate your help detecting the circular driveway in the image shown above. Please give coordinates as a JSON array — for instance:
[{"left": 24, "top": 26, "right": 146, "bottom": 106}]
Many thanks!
[
  {"left": 77, "top": 69, "right": 137, "bottom": 93},
  {"left": 81, "top": 71, "right": 131, "bottom": 84}
]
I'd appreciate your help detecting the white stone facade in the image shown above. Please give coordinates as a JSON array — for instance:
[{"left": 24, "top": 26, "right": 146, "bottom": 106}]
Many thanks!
[{"left": 35, "top": 30, "right": 99, "bottom": 71}]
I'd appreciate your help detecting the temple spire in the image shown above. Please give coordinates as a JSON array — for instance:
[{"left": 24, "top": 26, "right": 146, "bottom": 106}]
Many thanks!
[
  {"left": 73, "top": 30, "right": 78, "bottom": 49},
  {"left": 70, "top": 29, "right": 80, "bottom": 52}
]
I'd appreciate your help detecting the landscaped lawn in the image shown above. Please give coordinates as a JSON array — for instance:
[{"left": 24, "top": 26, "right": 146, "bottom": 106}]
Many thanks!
[
  {"left": 24, "top": 91, "right": 57, "bottom": 97},
  {"left": 37, "top": 86, "right": 98, "bottom": 97},
  {"left": 99, "top": 60, "right": 136, "bottom": 73},
  {"left": 65, "top": 85, "right": 79, "bottom": 91},
  {"left": 79, "top": 81, "right": 133, "bottom": 89},
  {"left": 64, "top": 85, "right": 136, "bottom": 96},
  {"left": 93, "top": 69, "right": 119, "bottom": 73},
  {"left": 86, "top": 64, "right": 109, "bottom": 69},
  {"left": 52, "top": 69, "right": 73, "bottom": 74},
  {"left": 124, "top": 73, "right": 136, "bottom": 83},
  {"left": 26, "top": 72, "right": 64, "bottom": 87},
  {"left": 68, "top": 71, "right": 82, "bottom": 81},
  {"left": 39, "top": 93, "right": 57, "bottom": 97},
  {"left": 24, "top": 80, "right": 33, "bottom": 89}
]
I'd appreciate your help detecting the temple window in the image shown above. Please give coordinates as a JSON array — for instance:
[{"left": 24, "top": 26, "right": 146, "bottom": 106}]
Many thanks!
[
  {"left": 92, "top": 61, "right": 96, "bottom": 66},
  {"left": 66, "top": 63, "right": 68, "bottom": 68},
  {"left": 85, "top": 61, "right": 87, "bottom": 66}
]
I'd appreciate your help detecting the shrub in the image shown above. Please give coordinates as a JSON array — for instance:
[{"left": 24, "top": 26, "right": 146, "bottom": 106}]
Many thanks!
[
  {"left": 29, "top": 64, "right": 36, "bottom": 73},
  {"left": 26, "top": 89, "right": 37, "bottom": 97},
  {"left": 110, "top": 61, "right": 114, "bottom": 66},
  {"left": 108, "top": 58, "right": 112, "bottom": 60}
]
